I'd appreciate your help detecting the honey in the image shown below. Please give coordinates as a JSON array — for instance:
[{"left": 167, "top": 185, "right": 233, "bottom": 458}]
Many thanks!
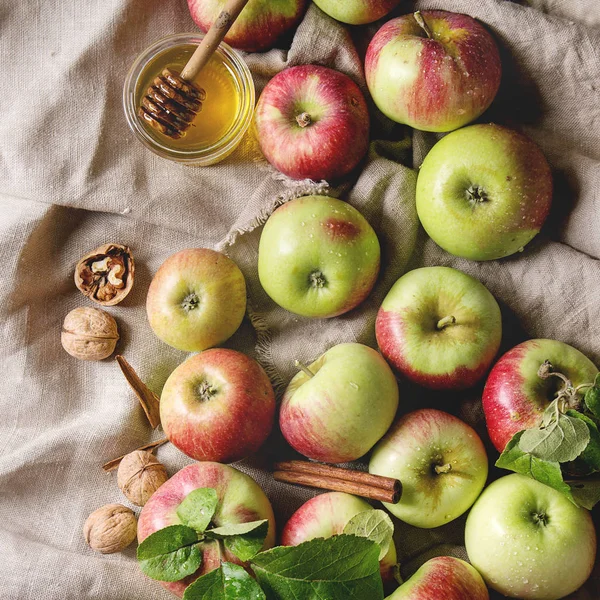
[
  {"left": 124, "top": 34, "right": 255, "bottom": 165},
  {"left": 135, "top": 45, "right": 241, "bottom": 150}
]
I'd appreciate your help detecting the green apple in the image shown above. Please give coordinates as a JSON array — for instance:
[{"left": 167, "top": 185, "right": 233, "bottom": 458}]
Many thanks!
[
  {"left": 258, "top": 196, "right": 380, "bottom": 318},
  {"left": 465, "top": 474, "right": 597, "bottom": 600},
  {"left": 376, "top": 266, "right": 502, "bottom": 390},
  {"left": 369, "top": 408, "right": 488, "bottom": 528},
  {"left": 313, "top": 0, "right": 400, "bottom": 25},
  {"left": 280, "top": 343, "right": 399, "bottom": 463},
  {"left": 416, "top": 124, "right": 553, "bottom": 260}
]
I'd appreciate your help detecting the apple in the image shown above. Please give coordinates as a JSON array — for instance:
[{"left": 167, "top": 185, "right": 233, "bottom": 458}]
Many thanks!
[
  {"left": 146, "top": 248, "right": 246, "bottom": 352},
  {"left": 186, "top": 0, "right": 307, "bottom": 52},
  {"left": 369, "top": 408, "right": 488, "bottom": 528},
  {"left": 281, "top": 491, "right": 398, "bottom": 582},
  {"left": 160, "top": 348, "right": 275, "bottom": 463},
  {"left": 376, "top": 266, "right": 502, "bottom": 390},
  {"left": 386, "top": 556, "right": 489, "bottom": 600},
  {"left": 365, "top": 10, "right": 501, "bottom": 132},
  {"left": 280, "top": 343, "right": 399, "bottom": 463},
  {"left": 254, "top": 65, "right": 370, "bottom": 181},
  {"left": 138, "top": 462, "right": 276, "bottom": 598},
  {"left": 258, "top": 195, "right": 380, "bottom": 318},
  {"left": 416, "top": 124, "right": 553, "bottom": 261},
  {"left": 465, "top": 473, "right": 596, "bottom": 599},
  {"left": 483, "top": 338, "right": 598, "bottom": 452},
  {"left": 313, "top": 0, "right": 400, "bottom": 26}
]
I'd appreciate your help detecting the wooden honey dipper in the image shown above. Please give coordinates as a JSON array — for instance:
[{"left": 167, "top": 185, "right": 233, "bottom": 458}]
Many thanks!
[{"left": 138, "top": 0, "right": 251, "bottom": 140}]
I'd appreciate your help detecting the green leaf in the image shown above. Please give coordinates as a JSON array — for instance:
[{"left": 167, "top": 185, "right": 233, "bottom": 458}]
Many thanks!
[
  {"left": 566, "top": 410, "right": 600, "bottom": 472},
  {"left": 183, "top": 562, "right": 266, "bottom": 600},
  {"left": 251, "top": 534, "right": 384, "bottom": 600},
  {"left": 205, "top": 520, "right": 269, "bottom": 562},
  {"left": 569, "top": 477, "right": 600, "bottom": 510},
  {"left": 519, "top": 412, "right": 590, "bottom": 463},
  {"left": 342, "top": 510, "right": 394, "bottom": 561},
  {"left": 584, "top": 377, "right": 600, "bottom": 420},
  {"left": 496, "top": 432, "right": 574, "bottom": 500},
  {"left": 137, "top": 525, "right": 202, "bottom": 582},
  {"left": 176, "top": 488, "right": 219, "bottom": 533}
]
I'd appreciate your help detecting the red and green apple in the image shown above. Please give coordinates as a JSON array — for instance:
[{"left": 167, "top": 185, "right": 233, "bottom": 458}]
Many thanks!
[
  {"left": 465, "top": 474, "right": 597, "bottom": 599},
  {"left": 146, "top": 248, "right": 246, "bottom": 352},
  {"left": 386, "top": 556, "right": 489, "bottom": 600},
  {"left": 416, "top": 124, "right": 553, "bottom": 261},
  {"left": 255, "top": 65, "right": 370, "bottom": 181},
  {"left": 369, "top": 408, "right": 488, "bottom": 528},
  {"left": 186, "top": 0, "right": 307, "bottom": 52},
  {"left": 281, "top": 491, "right": 398, "bottom": 582},
  {"left": 365, "top": 10, "right": 501, "bottom": 132},
  {"left": 483, "top": 338, "right": 598, "bottom": 452},
  {"left": 376, "top": 266, "right": 502, "bottom": 390},
  {"left": 160, "top": 348, "right": 275, "bottom": 463},
  {"left": 258, "top": 195, "right": 380, "bottom": 318},
  {"left": 280, "top": 343, "right": 399, "bottom": 463},
  {"left": 138, "top": 462, "right": 276, "bottom": 598},
  {"left": 313, "top": 0, "right": 400, "bottom": 25}
]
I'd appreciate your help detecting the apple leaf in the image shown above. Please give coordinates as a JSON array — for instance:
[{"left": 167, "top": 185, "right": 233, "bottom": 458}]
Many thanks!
[
  {"left": 137, "top": 525, "right": 202, "bottom": 582},
  {"left": 205, "top": 519, "right": 269, "bottom": 562},
  {"left": 176, "top": 488, "right": 219, "bottom": 533},
  {"left": 251, "top": 534, "right": 384, "bottom": 600},
  {"left": 518, "top": 411, "right": 590, "bottom": 463},
  {"left": 496, "top": 431, "right": 574, "bottom": 500},
  {"left": 342, "top": 510, "right": 394, "bottom": 561},
  {"left": 566, "top": 410, "right": 600, "bottom": 472},
  {"left": 568, "top": 477, "right": 600, "bottom": 510},
  {"left": 584, "top": 376, "right": 600, "bottom": 420},
  {"left": 182, "top": 562, "right": 266, "bottom": 600}
]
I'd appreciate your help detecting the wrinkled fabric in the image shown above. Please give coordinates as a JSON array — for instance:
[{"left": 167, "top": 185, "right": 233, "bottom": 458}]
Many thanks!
[{"left": 1, "top": 0, "right": 599, "bottom": 598}]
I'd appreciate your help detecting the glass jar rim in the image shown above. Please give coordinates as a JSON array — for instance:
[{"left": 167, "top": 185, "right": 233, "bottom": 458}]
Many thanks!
[{"left": 123, "top": 33, "right": 255, "bottom": 165}]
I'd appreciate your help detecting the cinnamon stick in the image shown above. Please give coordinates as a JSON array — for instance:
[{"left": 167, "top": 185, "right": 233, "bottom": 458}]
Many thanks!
[
  {"left": 116, "top": 355, "right": 161, "bottom": 429},
  {"left": 273, "top": 461, "right": 402, "bottom": 504},
  {"left": 102, "top": 437, "right": 169, "bottom": 472}
]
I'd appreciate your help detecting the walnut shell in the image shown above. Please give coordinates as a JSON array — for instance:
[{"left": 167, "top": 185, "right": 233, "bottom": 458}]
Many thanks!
[
  {"left": 117, "top": 450, "right": 168, "bottom": 507},
  {"left": 61, "top": 307, "right": 119, "bottom": 361},
  {"left": 75, "top": 243, "right": 135, "bottom": 306},
  {"left": 83, "top": 504, "right": 137, "bottom": 554}
]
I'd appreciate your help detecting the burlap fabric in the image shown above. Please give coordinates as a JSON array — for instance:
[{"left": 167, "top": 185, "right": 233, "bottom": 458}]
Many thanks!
[{"left": 1, "top": 0, "right": 599, "bottom": 598}]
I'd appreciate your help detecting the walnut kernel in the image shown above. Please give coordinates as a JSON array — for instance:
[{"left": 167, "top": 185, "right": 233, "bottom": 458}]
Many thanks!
[
  {"left": 83, "top": 504, "right": 137, "bottom": 554},
  {"left": 75, "top": 243, "right": 134, "bottom": 306},
  {"left": 117, "top": 450, "right": 168, "bottom": 506},
  {"left": 61, "top": 307, "right": 119, "bottom": 361}
]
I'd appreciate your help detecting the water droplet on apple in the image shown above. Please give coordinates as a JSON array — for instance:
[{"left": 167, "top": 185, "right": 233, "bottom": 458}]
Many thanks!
[
  {"left": 349, "top": 382, "right": 359, "bottom": 390},
  {"left": 301, "top": 221, "right": 306, "bottom": 226}
]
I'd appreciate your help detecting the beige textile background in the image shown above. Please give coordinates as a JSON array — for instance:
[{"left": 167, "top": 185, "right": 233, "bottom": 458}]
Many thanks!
[{"left": 1, "top": 0, "right": 600, "bottom": 598}]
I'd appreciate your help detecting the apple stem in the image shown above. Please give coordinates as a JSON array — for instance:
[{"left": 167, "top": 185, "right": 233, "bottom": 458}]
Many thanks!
[
  {"left": 296, "top": 112, "right": 312, "bottom": 128},
  {"left": 294, "top": 359, "right": 315, "bottom": 379},
  {"left": 434, "top": 463, "right": 452, "bottom": 475},
  {"left": 414, "top": 11, "right": 433, "bottom": 39},
  {"left": 436, "top": 315, "right": 457, "bottom": 330},
  {"left": 537, "top": 360, "right": 583, "bottom": 412}
]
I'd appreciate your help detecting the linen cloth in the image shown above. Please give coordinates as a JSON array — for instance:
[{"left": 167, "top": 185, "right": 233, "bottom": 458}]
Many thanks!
[{"left": 1, "top": 0, "right": 599, "bottom": 598}]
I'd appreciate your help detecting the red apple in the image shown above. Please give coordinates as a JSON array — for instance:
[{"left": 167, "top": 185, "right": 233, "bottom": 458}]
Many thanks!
[
  {"left": 387, "top": 556, "right": 489, "bottom": 599},
  {"left": 376, "top": 267, "right": 502, "bottom": 390},
  {"left": 186, "top": 0, "right": 307, "bottom": 52},
  {"left": 483, "top": 339, "right": 598, "bottom": 452},
  {"left": 313, "top": 0, "right": 400, "bottom": 25},
  {"left": 160, "top": 349, "right": 275, "bottom": 463},
  {"left": 365, "top": 10, "right": 501, "bottom": 132},
  {"left": 254, "top": 65, "right": 370, "bottom": 181},
  {"left": 138, "top": 462, "right": 276, "bottom": 598},
  {"left": 146, "top": 248, "right": 246, "bottom": 353},
  {"left": 281, "top": 492, "right": 398, "bottom": 582}
]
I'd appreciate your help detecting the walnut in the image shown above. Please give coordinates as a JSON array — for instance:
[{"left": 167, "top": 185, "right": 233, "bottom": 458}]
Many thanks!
[
  {"left": 75, "top": 243, "right": 134, "bottom": 306},
  {"left": 61, "top": 307, "right": 119, "bottom": 360},
  {"left": 117, "top": 450, "right": 168, "bottom": 506},
  {"left": 83, "top": 504, "right": 137, "bottom": 554}
]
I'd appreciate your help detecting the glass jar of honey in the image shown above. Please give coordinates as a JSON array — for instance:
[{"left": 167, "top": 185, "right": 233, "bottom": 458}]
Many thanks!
[{"left": 123, "top": 33, "right": 255, "bottom": 165}]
